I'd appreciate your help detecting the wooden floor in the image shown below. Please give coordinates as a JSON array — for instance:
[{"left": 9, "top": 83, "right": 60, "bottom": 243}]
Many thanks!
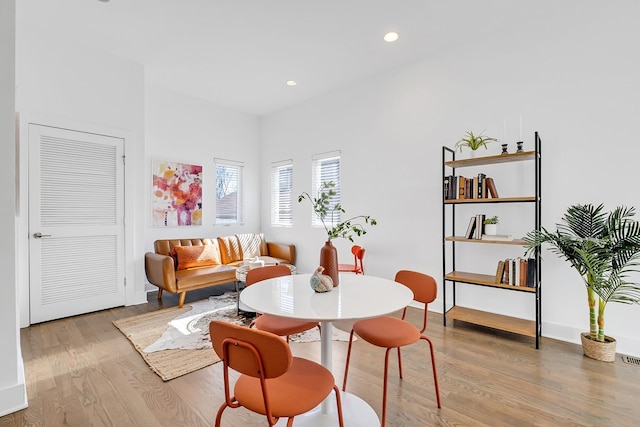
[{"left": 2, "top": 284, "right": 640, "bottom": 426}]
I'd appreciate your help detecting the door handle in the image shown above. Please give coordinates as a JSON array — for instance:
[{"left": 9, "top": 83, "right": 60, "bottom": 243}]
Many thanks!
[{"left": 33, "top": 232, "right": 52, "bottom": 238}]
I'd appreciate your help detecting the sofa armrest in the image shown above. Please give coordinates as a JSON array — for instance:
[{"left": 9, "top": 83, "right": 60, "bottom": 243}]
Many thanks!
[
  {"left": 145, "top": 252, "right": 178, "bottom": 293},
  {"left": 266, "top": 242, "right": 296, "bottom": 265}
]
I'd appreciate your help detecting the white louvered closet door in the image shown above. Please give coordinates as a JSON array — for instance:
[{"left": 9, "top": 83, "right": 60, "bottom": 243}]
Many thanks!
[{"left": 29, "top": 124, "right": 125, "bottom": 324}]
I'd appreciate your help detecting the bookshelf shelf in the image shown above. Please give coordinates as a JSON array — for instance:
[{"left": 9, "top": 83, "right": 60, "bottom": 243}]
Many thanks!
[
  {"left": 442, "top": 132, "right": 542, "bottom": 348},
  {"left": 444, "top": 196, "right": 536, "bottom": 204},
  {"left": 445, "top": 306, "right": 537, "bottom": 338},
  {"left": 445, "top": 271, "right": 536, "bottom": 292},
  {"left": 445, "top": 236, "right": 526, "bottom": 245}
]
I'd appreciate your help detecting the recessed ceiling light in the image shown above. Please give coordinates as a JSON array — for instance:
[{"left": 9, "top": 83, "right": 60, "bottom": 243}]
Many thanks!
[
  {"left": 286, "top": 81, "right": 297, "bottom": 87},
  {"left": 97, "top": 0, "right": 110, "bottom": 2},
  {"left": 384, "top": 32, "right": 399, "bottom": 43}
]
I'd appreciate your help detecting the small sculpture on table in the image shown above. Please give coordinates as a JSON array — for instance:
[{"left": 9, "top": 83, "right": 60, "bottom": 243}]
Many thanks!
[{"left": 310, "top": 266, "right": 333, "bottom": 293}]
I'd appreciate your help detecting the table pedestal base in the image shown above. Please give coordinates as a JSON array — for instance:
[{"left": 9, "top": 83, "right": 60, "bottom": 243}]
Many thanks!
[{"left": 274, "top": 391, "right": 378, "bottom": 426}]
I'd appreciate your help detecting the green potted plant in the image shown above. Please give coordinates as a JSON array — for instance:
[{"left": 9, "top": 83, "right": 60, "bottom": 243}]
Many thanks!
[
  {"left": 454, "top": 131, "right": 498, "bottom": 157},
  {"left": 484, "top": 215, "right": 499, "bottom": 235},
  {"left": 298, "top": 181, "right": 377, "bottom": 285},
  {"left": 523, "top": 204, "right": 640, "bottom": 361}
]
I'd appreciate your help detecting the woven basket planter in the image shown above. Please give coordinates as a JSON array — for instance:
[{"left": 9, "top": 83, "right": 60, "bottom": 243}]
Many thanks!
[{"left": 580, "top": 332, "right": 617, "bottom": 362}]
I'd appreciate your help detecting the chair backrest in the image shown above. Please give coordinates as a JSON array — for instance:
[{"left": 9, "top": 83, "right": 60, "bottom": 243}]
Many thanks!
[
  {"left": 245, "top": 264, "right": 292, "bottom": 286},
  {"left": 210, "top": 320, "right": 292, "bottom": 379},
  {"left": 394, "top": 270, "right": 437, "bottom": 305}
]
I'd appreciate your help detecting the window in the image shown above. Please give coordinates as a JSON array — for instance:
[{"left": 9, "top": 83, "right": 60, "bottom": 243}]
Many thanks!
[
  {"left": 215, "top": 158, "right": 243, "bottom": 224},
  {"left": 311, "top": 151, "right": 341, "bottom": 228},
  {"left": 271, "top": 159, "right": 293, "bottom": 227}
]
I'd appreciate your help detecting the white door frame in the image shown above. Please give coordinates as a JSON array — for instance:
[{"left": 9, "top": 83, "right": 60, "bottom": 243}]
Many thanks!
[{"left": 17, "top": 112, "right": 146, "bottom": 327}]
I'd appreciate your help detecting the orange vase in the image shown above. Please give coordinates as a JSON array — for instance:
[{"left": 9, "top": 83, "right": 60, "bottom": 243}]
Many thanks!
[{"left": 319, "top": 240, "right": 339, "bottom": 286}]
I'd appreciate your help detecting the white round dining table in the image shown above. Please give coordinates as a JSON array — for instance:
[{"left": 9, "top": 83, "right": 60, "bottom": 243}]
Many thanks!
[{"left": 240, "top": 272, "right": 414, "bottom": 427}]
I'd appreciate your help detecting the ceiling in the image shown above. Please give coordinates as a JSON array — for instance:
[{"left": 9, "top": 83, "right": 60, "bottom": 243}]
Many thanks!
[{"left": 20, "top": 0, "right": 543, "bottom": 116}]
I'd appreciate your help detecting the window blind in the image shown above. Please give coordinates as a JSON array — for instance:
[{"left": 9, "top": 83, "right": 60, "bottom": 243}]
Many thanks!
[
  {"left": 271, "top": 159, "right": 293, "bottom": 227},
  {"left": 311, "top": 151, "right": 341, "bottom": 228},
  {"left": 215, "top": 158, "right": 243, "bottom": 224}
]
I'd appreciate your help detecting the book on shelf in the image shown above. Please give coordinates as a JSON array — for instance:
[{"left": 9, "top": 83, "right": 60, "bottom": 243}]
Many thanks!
[
  {"left": 465, "top": 216, "right": 476, "bottom": 239},
  {"left": 502, "top": 258, "right": 510, "bottom": 284},
  {"left": 477, "top": 173, "right": 486, "bottom": 199},
  {"left": 443, "top": 176, "right": 450, "bottom": 200},
  {"left": 526, "top": 257, "right": 536, "bottom": 287},
  {"left": 474, "top": 214, "right": 485, "bottom": 239},
  {"left": 519, "top": 258, "right": 527, "bottom": 286},
  {"left": 485, "top": 177, "right": 499, "bottom": 198},
  {"left": 458, "top": 176, "right": 466, "bottom": 199},
  {"left": 481, "top": 234, "right": 513, "bottom": 241},
  {"left": 495, "top": 260, "right": 505, "bottom": 284}
]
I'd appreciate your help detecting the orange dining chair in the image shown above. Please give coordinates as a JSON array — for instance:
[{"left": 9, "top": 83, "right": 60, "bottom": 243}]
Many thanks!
[
  {"left": 210, "top": 320, "right": 345, "bottom": 427},
  {"left": 342, "top": 270, "right": 441, "bottom": 426},
  {"left": 246, "top": 265, "right": 320, "bottom": 342},
  {"left": 337, "top": 245, "right": 365, "bottom": 274}
]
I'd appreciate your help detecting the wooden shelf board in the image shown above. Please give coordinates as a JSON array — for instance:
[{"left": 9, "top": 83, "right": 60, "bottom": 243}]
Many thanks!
[
  {"left": 445, "top": 151, "right": 535, "bottom": 168},
  {"left": 445, "top": 271, "right": 536, "bottom": 292},
  {"left": 445, "top": 236, "right": 525, "bottom": 245},
  {"left": 446, "top": 306, "right": 536, "bottom": 337},
  {"left": 445, "top": 196, "right": 536, "bottom": 204}
]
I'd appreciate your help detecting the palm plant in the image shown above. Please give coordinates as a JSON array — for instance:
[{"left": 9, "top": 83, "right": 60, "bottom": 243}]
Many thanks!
[{"left": 523, "top": 204, "right": 640, "bottom": 343}]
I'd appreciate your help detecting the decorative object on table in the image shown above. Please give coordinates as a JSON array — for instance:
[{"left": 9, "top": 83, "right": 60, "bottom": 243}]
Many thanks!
[
  {"left": 516, "top": 141, "right": 524, "bottom": 152},
  {"left": 298, "top": 181, "right": 377, "bottom": 286},
  {"left": 524, "top": 204, "right": 640, "bottom": 362},
  {"left": 310, "top": 266, "right": 333, "bottom": 292},
  {"left": 151, "top": 160, "right": 203, "bottom": 227},
  {"left": 501, "top": 143, "right": 509, "bottom": 154},
  {"left": 483, "top": 215, "right": 499, "bottom": 236},
  {"left": 247, "top": 257, "right": 265, "bottom": 269},
  {"left": 454, "top": 131, "right": 498, "bottom": 158}
]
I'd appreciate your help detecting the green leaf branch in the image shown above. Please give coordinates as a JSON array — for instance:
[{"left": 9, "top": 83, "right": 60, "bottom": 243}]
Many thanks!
[{"left": 298, "top": 181, "right": 377, "bottom": 242}]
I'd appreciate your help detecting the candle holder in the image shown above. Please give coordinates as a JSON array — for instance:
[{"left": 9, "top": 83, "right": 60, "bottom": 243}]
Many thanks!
[
  {"left": 501, "top": 143, "right": 508, "bottom": 155},
  {"left": 516, "top": 141, "right": 524, "bottom": 153}
]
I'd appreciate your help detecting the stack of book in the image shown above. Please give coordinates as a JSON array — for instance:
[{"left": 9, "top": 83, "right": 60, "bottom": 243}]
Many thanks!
[
  {"left": 494, "top": 258, "right": 536, "bottom": 287},
  {"left": 443, "top": 173, "right": 499, "bottom": 200}
]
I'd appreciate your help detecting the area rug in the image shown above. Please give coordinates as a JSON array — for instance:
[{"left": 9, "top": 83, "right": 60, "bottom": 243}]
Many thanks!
[{"left": 113, "top": 292, "right": 352, "bottom": 381}]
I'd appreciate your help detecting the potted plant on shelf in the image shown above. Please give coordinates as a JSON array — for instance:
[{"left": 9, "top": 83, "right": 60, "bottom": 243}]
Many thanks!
[
  {"left": 454, "top": 131, "right": 498, "bottom": 158},
  {"left": 484, "top": 216, "right": 499, "bottom": 235},
  {"left": 523, "top": 204, "right": 640, "bottom": 362},
  {"left": 298, "top": 181, "right": 377, "bottom": 286}
]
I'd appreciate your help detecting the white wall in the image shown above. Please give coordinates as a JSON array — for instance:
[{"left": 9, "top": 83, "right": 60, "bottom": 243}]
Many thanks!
[
  {"left": 144, "top": 85, "right": 262, "bottom": 257},
  {"left": 261, "top": 1, "right": 640, "bottom": 356},
  {"left": 15, "top": 13, "right": 148, "bottom": 324},
  {"left": 0, "top": 0, "right": 27, "bottom": 416}
]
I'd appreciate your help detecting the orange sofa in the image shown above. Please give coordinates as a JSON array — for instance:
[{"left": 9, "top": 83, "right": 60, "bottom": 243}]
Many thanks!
[{"left": 144, "top": 233, "right": 296, "bottom": 307}]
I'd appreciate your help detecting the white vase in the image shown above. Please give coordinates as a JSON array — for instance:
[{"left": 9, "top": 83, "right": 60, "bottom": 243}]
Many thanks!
[{"left": 484, "top": 224, "right": 497, "bottom": 235}]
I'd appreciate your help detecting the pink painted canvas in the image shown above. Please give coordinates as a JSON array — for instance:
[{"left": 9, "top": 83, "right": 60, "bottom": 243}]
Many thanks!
[{"left": 152, "top": 160, "right": 203, "bottom": 227}]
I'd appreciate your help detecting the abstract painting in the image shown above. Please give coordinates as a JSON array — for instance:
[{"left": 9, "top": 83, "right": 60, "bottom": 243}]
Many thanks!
[{"left": 152, "top": 160, "right": 203, "bottom": 227}]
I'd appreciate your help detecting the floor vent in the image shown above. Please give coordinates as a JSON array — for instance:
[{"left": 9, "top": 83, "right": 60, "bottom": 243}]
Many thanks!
[{"left": 621, "top": 355, "right": 640, "bottom": 366}]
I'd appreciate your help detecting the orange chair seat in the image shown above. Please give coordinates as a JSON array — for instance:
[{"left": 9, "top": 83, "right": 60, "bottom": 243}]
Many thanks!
[
  {"left": 337, "top": 263, "right": 361, "bottom": 273},
  {"left": 235, "top": 356, "right": 335, "bottom": 416},
  {"left": 254, "top": 315, "right": 319, "bottom": 337},
  {"left": 353, "top": 316, "right": 421, "bottom": 348}
]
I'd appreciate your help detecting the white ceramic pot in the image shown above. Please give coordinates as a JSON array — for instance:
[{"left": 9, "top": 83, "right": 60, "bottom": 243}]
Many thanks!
[{"left": 484, "top": 224, "right": 497, "bottom": 235}]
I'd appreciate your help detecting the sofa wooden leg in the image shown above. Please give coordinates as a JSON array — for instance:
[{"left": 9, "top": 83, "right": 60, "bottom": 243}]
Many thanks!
[
  {"left": 157, "top": 289, "right": 163, "bottom": 300},
  {"left": 178, "top": 292, "right": 186, "bottom": 308}
]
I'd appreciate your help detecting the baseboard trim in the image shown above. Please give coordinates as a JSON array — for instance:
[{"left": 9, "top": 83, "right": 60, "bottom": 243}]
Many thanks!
[{"left": 0, "top": 357, "right": 28, "bottom": 417}]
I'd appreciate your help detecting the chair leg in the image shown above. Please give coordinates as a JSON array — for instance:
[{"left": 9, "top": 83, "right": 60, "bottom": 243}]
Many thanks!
[
  {"left": 382, "top": 347, "right": 393, "bottom": 427},
  {"left": 157, "top": 288, "right": 163, "bottom": 300},
  {"left": 178, "top": 291, "right": 187, "bottom": 308},
  {"left": 397, "top": 347, "right": 403, "bottom": 379},
  {"left": 421, "top": 336, "right": 442, "bottom": 408},
  {"left": 332, "top": 385, "right": 345, "bottom": 427},
  {"left": 214, "top": 402, "right": 228, "bottom": 427},
  {"left": 342, "top": 329, "right": 357, "bottom": 391}
]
